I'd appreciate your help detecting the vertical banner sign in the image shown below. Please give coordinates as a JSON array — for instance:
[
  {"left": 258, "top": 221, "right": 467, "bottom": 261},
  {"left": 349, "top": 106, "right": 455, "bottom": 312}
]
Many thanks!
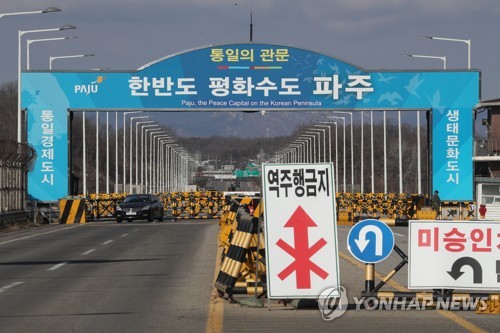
[
  {"left": 262, "top": 163, "right": 340, "bottom": 299},
  {"left": 409, "top": 220, "right": 500, "bottom": 290}
]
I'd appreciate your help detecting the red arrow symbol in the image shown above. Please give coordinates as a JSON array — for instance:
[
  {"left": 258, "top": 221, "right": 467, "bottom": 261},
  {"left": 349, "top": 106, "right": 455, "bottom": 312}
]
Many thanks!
[{"left": 276, "top": 205, "right": 328, "bottom": 289}]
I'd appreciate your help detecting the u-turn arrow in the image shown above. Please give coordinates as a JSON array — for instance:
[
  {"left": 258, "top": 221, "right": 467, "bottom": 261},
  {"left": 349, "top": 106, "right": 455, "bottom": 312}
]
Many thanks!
[{"left": 354, "top": 225, "right": 383, "bottom": 256}]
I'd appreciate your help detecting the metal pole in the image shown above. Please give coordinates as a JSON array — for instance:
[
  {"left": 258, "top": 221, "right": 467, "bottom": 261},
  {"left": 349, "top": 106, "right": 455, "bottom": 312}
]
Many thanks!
[
  {"left": 417, "top": 111, "right": 422, "bottom": 194},
  {"left": 96, "top": 111, "right": 99, "bottom": 194},
  {"left": 371, "top": 111, "right": 374, "bottom": 193},
  {"left": 83, "top": 111, "right": 86, "bottom": 195},
  {"left": 361, "top": 111, "right": 364, "bottom": 193},
  {"left": 106, "top": 111, "right": 109, "bottom": 194},
  {"left": 398, "top": 111, "right": 403, "bottom": 193},
  {"left": 383, "top": 111, "right": 387, "bottom": 193},
  {"left": 115, "top": 112, "right": 118, "bottom": 193}
]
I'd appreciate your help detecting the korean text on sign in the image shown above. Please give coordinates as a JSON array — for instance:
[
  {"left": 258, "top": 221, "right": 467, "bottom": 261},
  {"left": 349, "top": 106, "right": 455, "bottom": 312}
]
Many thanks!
[
  {"left": 40, "top": 110, "right": 55, "bottom": 186},
  {"left": 445, "top": 109, "right": 460, "bottom": 184},
  {"left": 418, "top": 226, "right": 499, "bottom": 253},
  {"left": 266, "top": 167, "right": 330, "bottom": 198}
]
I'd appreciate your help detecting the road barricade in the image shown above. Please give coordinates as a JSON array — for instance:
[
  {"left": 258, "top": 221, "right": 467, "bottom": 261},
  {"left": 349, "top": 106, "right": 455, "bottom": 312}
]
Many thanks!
[
  {"left": 215, "top": 196, "right": 264, "bottom": 302},
  {"left": 59, "top": 196, "right": 86, "bottom": 224}
]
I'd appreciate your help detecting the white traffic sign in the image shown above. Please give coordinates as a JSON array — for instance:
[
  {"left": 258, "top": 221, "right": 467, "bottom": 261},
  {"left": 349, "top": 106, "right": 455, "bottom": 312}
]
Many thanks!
[
  {"left": 262, "top": 163, "right": 340, "bottom": 299},
  {"left": 409, "top": 220, "right": 500, "bottom": 290}
]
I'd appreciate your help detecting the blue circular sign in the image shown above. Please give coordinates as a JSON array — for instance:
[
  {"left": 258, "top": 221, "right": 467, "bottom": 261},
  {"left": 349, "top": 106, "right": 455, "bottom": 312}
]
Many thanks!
[{"left": 347, "top": 219, "right": 395, "bottom": 263}]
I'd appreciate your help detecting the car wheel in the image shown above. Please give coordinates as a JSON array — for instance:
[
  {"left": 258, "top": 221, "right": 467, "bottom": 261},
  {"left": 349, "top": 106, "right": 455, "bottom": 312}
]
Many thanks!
[
  {"left": 116, "top": 218, "right": 122, "bottom": 223},
  {"left": 158, "top": 210, "right": 164, "bottom": 222},
  {"left": 148, "top": 211, "right": 154, "bottom": 222}
]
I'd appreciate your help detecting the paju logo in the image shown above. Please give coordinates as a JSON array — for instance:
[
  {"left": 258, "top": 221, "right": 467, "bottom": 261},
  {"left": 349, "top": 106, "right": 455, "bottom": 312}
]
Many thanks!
[
  {"left": 75, "top": 76, "right": 105, "bottom": 95},
  {"left": 317, "top": 286, "right": 348, "bottom": 321}
]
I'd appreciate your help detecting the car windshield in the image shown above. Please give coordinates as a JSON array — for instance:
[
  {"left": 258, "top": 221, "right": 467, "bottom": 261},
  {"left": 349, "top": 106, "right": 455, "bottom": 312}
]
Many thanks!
[{"left": 122, "top": 195, "right": 151, "bottom": 204}]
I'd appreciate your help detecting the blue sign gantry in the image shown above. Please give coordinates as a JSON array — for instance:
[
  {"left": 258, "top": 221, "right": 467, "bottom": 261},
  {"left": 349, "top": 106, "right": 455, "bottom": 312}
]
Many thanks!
[{"left": 347, "top": 219, "right": 395, "bottom": 263}]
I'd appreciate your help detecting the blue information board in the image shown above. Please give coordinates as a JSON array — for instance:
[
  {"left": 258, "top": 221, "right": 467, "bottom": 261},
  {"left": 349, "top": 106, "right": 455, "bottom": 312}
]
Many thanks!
[{"left": 22, "top": 43, "right": 479, "bottom": 201}]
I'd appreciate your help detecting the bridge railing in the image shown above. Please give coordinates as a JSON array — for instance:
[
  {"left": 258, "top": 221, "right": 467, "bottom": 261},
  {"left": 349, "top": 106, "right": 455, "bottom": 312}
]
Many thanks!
[{"left": 0, "top": 140, "right": 36, "bottom": 213}]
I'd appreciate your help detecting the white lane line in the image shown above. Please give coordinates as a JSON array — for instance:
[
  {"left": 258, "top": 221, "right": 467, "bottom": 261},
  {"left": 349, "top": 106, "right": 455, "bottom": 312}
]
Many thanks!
[
  {"left": 134, "top": 229, "right": 140, "bottom": 232},
  {"left": 82, "top": 249, "right": 96, "bottom": 255},
  {"left": 101, "top": 240, "right": 113, "bottom": 245},
  {"left": 48, "top": 262, "right": 68, "bottom": 271},
  {"left": 0, "top": 282, "right": 24, "bottom": 294},
  {"left": 393, "top": 232, "right": 405, "bottom": 237},
  {"left": 120, "top": 233, "right": 128, "bottom": 238},
  {"left": 0, "top": 226, "right": 80, "bottom": 246}
]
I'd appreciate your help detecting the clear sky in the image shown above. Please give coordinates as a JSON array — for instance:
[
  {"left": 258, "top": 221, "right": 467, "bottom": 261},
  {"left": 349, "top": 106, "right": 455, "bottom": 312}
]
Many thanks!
[{"left": 0, "top": 0, "right": 496, "bottom": 136}]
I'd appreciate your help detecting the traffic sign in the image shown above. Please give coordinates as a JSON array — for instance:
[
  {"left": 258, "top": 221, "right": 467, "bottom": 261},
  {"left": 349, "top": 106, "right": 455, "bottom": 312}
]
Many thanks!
[
  {"left": 262, "top": 163, "right": 340, "bottom": 299},
  {"left": 409, "top": 220, "right": 500, "bottom": 290},
  {"left": 347, "top": 219, "right": 394, "bottom": 263}
]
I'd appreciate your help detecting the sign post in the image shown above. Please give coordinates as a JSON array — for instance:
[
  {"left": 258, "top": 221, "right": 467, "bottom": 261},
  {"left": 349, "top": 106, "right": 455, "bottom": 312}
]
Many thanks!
[
  {"left": 409, "top": 220, "right": 500, "bottom": 290},
  {"left": 262, "top": 163, "right": 340, "bottom": 299}
]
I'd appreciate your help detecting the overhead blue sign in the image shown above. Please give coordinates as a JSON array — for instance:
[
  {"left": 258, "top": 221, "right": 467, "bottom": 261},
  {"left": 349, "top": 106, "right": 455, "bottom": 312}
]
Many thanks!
[
  {"left": 22, "top": 43, "right": 479, "bottom": 201},
  {"left": 347, "top": 219, "right": 395, "bottom": 263}
]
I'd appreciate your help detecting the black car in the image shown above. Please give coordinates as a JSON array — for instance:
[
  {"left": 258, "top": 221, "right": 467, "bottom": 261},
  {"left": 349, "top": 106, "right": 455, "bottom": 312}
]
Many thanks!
[{"left": 116, "top": 194, "right": 164, "bottom": 223}]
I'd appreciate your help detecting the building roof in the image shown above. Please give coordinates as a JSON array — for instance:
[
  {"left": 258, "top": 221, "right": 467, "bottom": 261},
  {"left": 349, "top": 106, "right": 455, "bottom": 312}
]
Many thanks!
[{"left": 475, "top": 98, "right": 500, "bottom": 109}]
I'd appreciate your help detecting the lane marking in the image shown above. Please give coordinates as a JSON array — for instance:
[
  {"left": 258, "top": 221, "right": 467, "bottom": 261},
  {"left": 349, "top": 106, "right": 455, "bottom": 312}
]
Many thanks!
[
  {"left": 48, "top": 262, "right": 68, "bottom": 271},
  {"left": 0, "top": 226, "right": 80, "bottom": 246},
  {"left": 339, "top": 251, "right": 487, "bottom": 333},
  {"left": 0, "top": 282, "right": 24, "bottom": 294},
  {"left": 120, "top": 233, "right": 129, "bottom": 237},
  {"left": 206, "top": 243, "right": 224, "bottom": 333},
  {"left": 101, "top": 240, "right": 113, "bottom": 245},
  {"left": 393, "top": 232, "right": 405, "bottom": 237},
  {"left": 82, "top": 249, "right": 96, "bottom": 255}
]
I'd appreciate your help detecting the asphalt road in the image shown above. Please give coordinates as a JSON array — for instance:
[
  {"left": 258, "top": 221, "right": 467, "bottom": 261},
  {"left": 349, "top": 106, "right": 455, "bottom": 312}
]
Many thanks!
[
  {"left": 0, "top": 221, "right": 218, "bottom": 333},
  {"left": 1, "top": 221, "right": 498, "bottom": 333}
]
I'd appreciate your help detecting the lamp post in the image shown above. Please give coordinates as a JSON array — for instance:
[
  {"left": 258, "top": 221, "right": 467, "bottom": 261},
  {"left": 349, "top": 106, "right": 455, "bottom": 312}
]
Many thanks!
[
  {"left": 317, "top": 122, "right": 339, "bottom": 191},
  {"left": 149, "top": 132, "right": 169, "bottom": 192},
  {"left": 135, "top": 121, "right": 154, "bottom": 190},
  {"left": 331, "top": 112, "right": 354, "bottom": 191},
  {"left": 27, "top": 36, "right": 77, "bottom": 70},
  {"left": 18, "top": 24, "right": 76, "bottom": 142},
  {"left": 129, "top": 116, "right": 149, "bottom": 193},
  {"left": 421, "top": 36, "right": 471, "bottom": 69},
  {"left": 122, "top": 112, "right": 142, "bottom": 193},
  {"left": 145, "top": 129, "right": 164, "bottom": 192},
  {"left": 314, "top": 124, "right": 331, "bottom": 163},
  {"left": 152, "top": 134, "right": 171, "bottom": 192},
  {"left": 327, "top": 116, "right": 347, "bottom": 192},
  {"left": 141, "top": 125, "right": 159, "bottom": 192},
  {"left": 306, "top": 130, "right": 324, "bottom": 162},
  {"left": 402, "top": 54, "right": 447, "bottom": 69},
  {"left": 0, "top": 7, "right": 60, "bottom": 19},
  {"left": 49, "top": 53, "right": 94, "bottom": 70}
]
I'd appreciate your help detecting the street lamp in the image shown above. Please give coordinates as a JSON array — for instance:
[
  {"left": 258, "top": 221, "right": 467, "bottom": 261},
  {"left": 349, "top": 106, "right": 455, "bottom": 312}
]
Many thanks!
[
  {"left": 145, "top": 129, "right": 164, "bottom": 192},
  {"left": 27, "top": 36, "right": 77, "bottom": 70},
  {"left": 331, "top": 112, "right": 353, "bottom": 192},
  {"left": 421, "top": 36, "right": 471, "bottom": 69},
  {"left": 18, "top": 24, "right": 76, "bottom": 142},
  {"left": 49, "top": 53, "right": 94, "bottom": 70},
  {"left": 327, "top": 116, "right": 346, "bottom": 191},
  {"left": 135, "top": 121, "right": 154, "bottom": 190},
  {"left": 122, "top": 112, "right": 142, "bottom": 193},
  {"left": 402, "top": 54, "right": 446, "bottom": 69},
  {"left": 129, "top": 116, "right": 149, "bottom": 193},
  {"left": 141, "top": 125, "right": 160, "bottom": 191},
  {"left": 0, "top": 7, "right": 60, "bottom": 19}
]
